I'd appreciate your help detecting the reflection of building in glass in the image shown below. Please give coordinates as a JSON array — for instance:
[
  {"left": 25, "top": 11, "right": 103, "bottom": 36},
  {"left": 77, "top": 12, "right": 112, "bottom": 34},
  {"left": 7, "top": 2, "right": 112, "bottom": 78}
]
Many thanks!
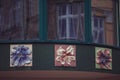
[
  {"left": 92, "top": 0, "right": 116, "bottom": 45},
  {"left": 0, "top": 0, "right": 39, "bottom": 40},
  {"left": 47, "top": 0, "right": 84, "bottom": 41}
]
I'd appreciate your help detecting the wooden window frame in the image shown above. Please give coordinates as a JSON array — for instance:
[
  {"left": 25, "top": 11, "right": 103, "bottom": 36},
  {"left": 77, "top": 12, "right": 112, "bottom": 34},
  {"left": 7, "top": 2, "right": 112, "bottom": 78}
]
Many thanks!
[{"left": 47, "top": 0, "right": 85, "bottom": 41}]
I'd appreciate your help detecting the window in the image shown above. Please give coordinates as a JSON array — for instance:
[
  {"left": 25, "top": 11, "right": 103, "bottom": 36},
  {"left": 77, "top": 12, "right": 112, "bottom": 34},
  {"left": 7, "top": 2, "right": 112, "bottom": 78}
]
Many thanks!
[
  {"left": 13, "top": 0, "right": 24, "bottom": 39},
  {"left": 28, "top": 0, "right": 39, "bottom": 17},
  {"left": 92, "top": 16, "right": 105, "bottom": 43},
  {"left": 57, "top": 3, "right": 84, "bottom": 40},
  {"left": 0, "top": 10, "right": 1, "bottom": 23},
  {"left": 0, "top": 0, "right": 39, "bottom": 40},
  {"left": 48, "top": 0, "right": 84, "bottom": 41},
  {"left": 0, "top": 9, "right": 2, "bottom": 32},
  {"left": 15, "top": 1, "right": 23, "bottom": 26},
  {"left": 0, "top": 0, "right": 24, "bottom": 40},
  {"left": 26, "top": 0, "right": 39, "bottom": 40},
  {"left": 0, "top": 7, "right": 4, "bottom": 33},
  {"left": 91, "top": 0, "right": 117, "bottom": 46}
]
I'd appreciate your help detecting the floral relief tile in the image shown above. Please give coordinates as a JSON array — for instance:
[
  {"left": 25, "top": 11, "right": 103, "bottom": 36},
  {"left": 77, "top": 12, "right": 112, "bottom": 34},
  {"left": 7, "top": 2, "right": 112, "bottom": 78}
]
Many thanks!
[
  {"left": 55, "top": 44, "right": 76, "bottom": 67},
  {"left": 95, "top": 47, "right": 112, "bottom": 70},
  {"left": 10, "top": 44, "right": 32, "bottom": 67}
]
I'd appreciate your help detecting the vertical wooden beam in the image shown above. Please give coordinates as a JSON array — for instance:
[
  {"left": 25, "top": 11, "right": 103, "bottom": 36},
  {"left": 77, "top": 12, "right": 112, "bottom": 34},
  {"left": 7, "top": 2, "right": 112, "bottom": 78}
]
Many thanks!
[
  {"left": 84, "top": 0, "right": 92, "bottom": 43},
  {"left": 39, "top": 0, "right": 47, "bottom": 41}
]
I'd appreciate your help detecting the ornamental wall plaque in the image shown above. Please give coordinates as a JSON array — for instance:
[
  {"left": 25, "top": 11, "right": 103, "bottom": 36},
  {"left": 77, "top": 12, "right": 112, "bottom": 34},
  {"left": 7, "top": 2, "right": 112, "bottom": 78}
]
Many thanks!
[
  {"left": 10, "top": 44, "right": 32, "bottom": 67},
  {"left": 55, "top": 44, "right": 76, "bottom": 67},
  {"left": 95, "top": 47, "right": 112, "bottom": 70}
]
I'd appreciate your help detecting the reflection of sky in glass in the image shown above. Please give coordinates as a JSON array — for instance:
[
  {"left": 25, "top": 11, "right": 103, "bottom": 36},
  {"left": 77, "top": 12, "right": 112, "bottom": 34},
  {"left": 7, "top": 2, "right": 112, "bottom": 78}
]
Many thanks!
[{"left": 10, "top": 45, "right": 32, "bottom": 67}]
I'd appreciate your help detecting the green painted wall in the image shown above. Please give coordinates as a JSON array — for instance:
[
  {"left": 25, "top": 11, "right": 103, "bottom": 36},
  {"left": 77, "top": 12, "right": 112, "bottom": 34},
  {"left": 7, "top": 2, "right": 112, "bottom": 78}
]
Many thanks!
[{"left": 0, "top": 43, "right": 120, "bottom": 74}]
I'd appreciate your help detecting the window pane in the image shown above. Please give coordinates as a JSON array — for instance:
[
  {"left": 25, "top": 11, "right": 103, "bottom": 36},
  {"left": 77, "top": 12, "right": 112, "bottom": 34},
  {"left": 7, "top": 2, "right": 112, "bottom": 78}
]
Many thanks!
[
  {"left": 26, "top": 0, "right": 39, "bottom": 40},
  {"left": 92, "top": 0, "right": 117, "bottom": 45},
  {"left": 94, "top": 17, "right": 98, "bottom": 28},
  {"left": 48, "top": 0, "right": 84, "bottom": 41},
  {"left": 58, "top": 4, "right": 66, "bottom": 16},
  {"left": 93, "top": 30, "right": 98, "bottom": 42},
  {"left": 69, "top": 18, "right": 77, "bottom": 39},
  {"left": 99, "top": 31, "right": 104, "bottom": 43},
  {"left": 0, "top": 0, "right": 39, "bottom": 40},
  {"left": 99, "top": 18, "right": 103, "bottom": 28},
  {"left": 72, "top": 3, "right": 79, "bottom": 15},
  {"left": 69, "top": 18, "right": 75, "bottom": 38},
  {"left": 92, "top": 17, "right": 105, "bottom": 44},
  {"left": 58, "top": 19, "right": 66, "bottom": 39}
]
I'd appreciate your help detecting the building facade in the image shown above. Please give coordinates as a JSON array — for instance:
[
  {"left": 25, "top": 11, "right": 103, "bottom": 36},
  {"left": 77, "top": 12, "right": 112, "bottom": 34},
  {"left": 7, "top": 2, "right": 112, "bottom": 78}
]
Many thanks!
[{"left": 0, "top": 0, "right": 120, "bottom": 80}]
